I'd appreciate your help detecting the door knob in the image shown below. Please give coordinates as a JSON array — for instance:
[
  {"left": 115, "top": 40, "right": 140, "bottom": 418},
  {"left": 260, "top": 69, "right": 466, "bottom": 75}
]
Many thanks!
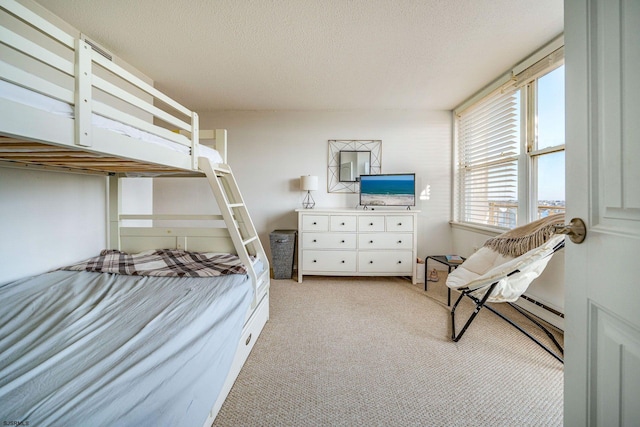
[{"left": 553, "top": 217, "right": 586, "bottom": 244}]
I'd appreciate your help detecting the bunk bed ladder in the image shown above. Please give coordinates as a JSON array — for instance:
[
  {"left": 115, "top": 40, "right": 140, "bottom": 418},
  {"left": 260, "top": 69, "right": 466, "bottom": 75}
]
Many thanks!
[{"left": 199, "top": 157, "right": 269, "bottom": 308}]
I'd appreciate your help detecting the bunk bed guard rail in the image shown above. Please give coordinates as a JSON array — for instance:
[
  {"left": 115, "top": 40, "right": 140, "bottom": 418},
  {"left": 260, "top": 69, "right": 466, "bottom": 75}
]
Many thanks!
[{"left": 0, "top": 0, "right": 201, "bottom": 170}]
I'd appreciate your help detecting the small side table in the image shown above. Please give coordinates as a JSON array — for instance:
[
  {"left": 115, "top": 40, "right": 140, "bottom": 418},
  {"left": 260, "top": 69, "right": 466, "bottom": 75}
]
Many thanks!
[{"left": 425, "top": 255, "right": 466, "bottom": 306}]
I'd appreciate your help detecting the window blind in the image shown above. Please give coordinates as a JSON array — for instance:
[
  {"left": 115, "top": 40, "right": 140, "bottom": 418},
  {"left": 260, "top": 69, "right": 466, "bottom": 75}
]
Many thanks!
[
  {"left": 514, "top": 46, "right": 564, "bottom": 88},
  {"left": 456, "top": 86, "right": 520, "bottom": 228}
]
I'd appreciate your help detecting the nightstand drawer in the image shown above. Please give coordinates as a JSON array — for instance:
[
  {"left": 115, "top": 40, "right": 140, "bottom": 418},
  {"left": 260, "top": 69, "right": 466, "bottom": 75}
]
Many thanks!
[
  {"left": 358, "top": 251, "right": 413, "bottom": 273},
  {"left": 358, "top": 233, "right": 412, "bottom": 250},
  {"left": 302, "top": 250, "right": 357, "bottom": 272},
  {"left": 330, "top": 215, "right": 357, "bottom": 231},
  {"left": 302, "top": 233, "right": 357, "bottom": 249},
  {"left": 386, "top": 216, "right": 414, "bottom": 232},
  {"left": 301, "top": 215, "right": 329, "bottom": 231}
]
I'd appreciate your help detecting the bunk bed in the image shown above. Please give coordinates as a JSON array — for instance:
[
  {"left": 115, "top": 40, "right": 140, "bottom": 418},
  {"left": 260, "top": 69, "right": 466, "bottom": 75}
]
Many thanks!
[{"left": 0, "top": 1, "right": 270, "bottom": 425}]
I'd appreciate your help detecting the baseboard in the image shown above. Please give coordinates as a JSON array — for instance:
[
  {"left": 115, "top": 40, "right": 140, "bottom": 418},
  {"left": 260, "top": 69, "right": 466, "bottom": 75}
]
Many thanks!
[{"left": 515, "top": 295, "right": 564, "bottom": 331}]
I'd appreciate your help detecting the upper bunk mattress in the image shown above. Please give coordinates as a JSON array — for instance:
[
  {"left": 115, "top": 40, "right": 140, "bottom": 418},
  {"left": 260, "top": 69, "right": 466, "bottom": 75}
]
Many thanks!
[
  {"left": 0, "top": 78, "right": 223, "bottom": 164},
  {"left": 0, "top": 264, "right": 256, "bottom": 426}
]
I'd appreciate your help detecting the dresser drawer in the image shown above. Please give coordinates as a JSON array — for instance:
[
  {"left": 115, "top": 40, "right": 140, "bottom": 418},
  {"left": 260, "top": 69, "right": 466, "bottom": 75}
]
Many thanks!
[
  {"left": 302, "top": 250, "right": 357, "bottom": 272},
  {"left": 302, "top": 233, "right": 357, "bottom": 249},
  {"left": 358, "top": 251, "right": 413, "bottom": 274},
  {"left": 358, "top": 216, "right": 385, "bottom": 232},
  {"left": 386, "top": 215, "right": 414, "bottom": 232},
  {"left": 301, "top": 215, "right": 329, "bottom": 231},
  {"left": 358, "top": 233, "right": 412, "bottom": 250},
  {"left": 330, "top": 215, "right": 357, "bottom": 232},
  {"left": 297, "top": 209, "right": 418, "bottom": 284}
]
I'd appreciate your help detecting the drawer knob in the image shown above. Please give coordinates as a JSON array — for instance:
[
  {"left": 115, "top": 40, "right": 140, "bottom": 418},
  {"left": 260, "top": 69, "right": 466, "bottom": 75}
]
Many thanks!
[
  {"left": 369, "top": 240, "right": 374, "bottom": 244},
  {"left": 369, "top": 222, "right": 373, "bottom": 226},
  {"left": 313, "top": 239, "right": 317, "bottom": 243},
  {"left": 369, "top": 260, "right": 373, "bottom": 264},
  {"left": 397, "top": 240, "right": 402, "bottom": 244},
  {"left": 398, "top": 222, "right": 402, "bottom": 226},
  {"left": 341, "top": 260, "right": 345, "bottom": 263},
  {"left": 313, "top": 221, "right": 317, "bottom": 225},
  {"left": 341, "top": 222, "right": 345, "bottom": 225},
  {"left": 313, "top": 260, "right": 317, "bottom": 263},
  {"left": 341, "top": 240, "right": 345, "bottom": 243},
  {"left": 397, "top": 261, "right": 402, "bottom": 264},
  {"left": 245, "top": 333, "right": 252, "bottom": 346}
]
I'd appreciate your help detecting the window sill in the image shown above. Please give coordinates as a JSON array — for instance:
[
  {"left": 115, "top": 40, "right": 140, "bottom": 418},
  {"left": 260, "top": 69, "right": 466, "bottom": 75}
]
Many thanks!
[{"left": 449, "top": 221, "right": 507, "bottom": 237}]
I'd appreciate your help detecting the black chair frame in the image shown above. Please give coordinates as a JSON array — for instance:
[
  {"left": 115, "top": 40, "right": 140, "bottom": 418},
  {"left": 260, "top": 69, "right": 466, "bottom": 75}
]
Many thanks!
[{"left": 450, "top": 240, "right": 565, "bottom": 363}]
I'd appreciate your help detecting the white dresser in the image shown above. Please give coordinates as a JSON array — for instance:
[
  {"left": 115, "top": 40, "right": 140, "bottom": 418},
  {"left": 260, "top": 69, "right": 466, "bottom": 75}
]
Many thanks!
[{"left": 296, "top": 208, "right": 419, "bottom": 284}]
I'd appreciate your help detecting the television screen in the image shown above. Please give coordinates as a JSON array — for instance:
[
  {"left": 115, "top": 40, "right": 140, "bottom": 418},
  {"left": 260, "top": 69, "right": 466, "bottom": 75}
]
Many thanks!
[{"left": 359, "top": 174, "right": 415, "bottom": 207}]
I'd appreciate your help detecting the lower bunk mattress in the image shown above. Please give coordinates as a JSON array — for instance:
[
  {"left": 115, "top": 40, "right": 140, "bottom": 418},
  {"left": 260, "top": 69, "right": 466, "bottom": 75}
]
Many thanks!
[{"left": 0, "top": 262, "right": 259, "bottom": 426}]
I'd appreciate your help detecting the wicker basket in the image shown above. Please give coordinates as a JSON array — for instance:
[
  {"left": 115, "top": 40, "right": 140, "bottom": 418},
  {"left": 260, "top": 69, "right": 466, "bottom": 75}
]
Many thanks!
[{"left": 269, "top": 230, "right": 297, "bottom": 279}]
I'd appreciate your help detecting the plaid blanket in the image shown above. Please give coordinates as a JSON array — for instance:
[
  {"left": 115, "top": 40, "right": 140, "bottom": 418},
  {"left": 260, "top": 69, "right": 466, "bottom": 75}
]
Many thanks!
[{"left": 61, "top": 249, "right": 250, "bottom": 277}]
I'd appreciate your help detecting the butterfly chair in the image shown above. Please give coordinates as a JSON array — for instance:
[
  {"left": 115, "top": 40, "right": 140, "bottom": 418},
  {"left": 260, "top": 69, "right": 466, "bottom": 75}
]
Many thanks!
[{"left": 446, "top": 214, "right": 566, "bottom": 363}]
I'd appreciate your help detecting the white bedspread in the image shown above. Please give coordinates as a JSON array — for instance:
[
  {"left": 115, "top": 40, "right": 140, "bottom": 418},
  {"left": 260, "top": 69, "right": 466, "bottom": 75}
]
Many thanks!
[{"left": 0, "top": 269, "right": 253, "bottom": 426}]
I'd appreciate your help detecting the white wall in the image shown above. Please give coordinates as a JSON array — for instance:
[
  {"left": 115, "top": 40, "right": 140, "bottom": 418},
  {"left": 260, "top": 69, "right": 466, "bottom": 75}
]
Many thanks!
[
  {"left": 153, "top": 109, "right": 452, "bottom": 260},
  {"left": 0, "top": 167, "right": 106, "bottom": 284},
  {"left": 120, "top": 178, "right": 153, "bottom": 227}
]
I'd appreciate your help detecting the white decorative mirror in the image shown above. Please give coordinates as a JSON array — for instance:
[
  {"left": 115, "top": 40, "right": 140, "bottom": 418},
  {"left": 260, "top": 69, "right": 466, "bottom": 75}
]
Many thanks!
[{"left": 328, "top": 140, "right": 381, "bottom": 193}]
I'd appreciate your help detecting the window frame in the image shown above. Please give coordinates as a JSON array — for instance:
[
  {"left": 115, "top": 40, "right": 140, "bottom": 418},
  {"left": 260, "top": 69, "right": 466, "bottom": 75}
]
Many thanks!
[
  {"left": 453, "top": 38, "right": 565, "bottom": 231},
  {"left": 524, "top": 63, "right": 566, "bottom": 223}
]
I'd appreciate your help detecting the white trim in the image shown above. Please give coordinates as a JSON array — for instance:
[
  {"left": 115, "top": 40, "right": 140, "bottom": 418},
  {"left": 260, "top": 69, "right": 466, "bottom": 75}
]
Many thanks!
[
  {"left": 512, "top": 34, "right": 565, "bottom": 75},
  {"left": 454, "top": 34, "right": 564, "bottom": 116},
  {"left": 529, "top": 144, "right": 566, "bottom": 157},
  {"left": 449, "top": 221, "right": 505, "bottom": 237},
  {"left": 454, "top": 71, "right": 513, "bottom": 116},
  {"left": 514, "top": 296, "right": 564, "bottom": 330}
]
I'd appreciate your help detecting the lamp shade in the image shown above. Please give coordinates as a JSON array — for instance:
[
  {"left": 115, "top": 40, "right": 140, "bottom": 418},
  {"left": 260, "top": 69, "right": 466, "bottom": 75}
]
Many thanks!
[{"left": 300, "top": 175, "right": 318, "bottom": 191}]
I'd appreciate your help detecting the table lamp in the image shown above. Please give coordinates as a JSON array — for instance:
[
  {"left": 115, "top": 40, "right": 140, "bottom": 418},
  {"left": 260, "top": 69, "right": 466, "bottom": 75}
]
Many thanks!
[{"left": 300, "top": 175, "right": 318, "bottom": 209}]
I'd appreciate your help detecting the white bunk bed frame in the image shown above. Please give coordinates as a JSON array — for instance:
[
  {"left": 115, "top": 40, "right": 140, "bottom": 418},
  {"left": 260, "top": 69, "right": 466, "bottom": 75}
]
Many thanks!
[{"left": 0, "top": 1, "right": 269, "bottom": 424}]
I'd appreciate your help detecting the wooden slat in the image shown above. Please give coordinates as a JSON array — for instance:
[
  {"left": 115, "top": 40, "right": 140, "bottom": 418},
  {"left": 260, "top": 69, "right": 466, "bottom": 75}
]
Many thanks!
[
  {"left": 92, "top": 53, "right": 192, "bottom": 117},
  {"left": 93, "top": 76, "right": 192, "bottom": 134},
  {"left": 1, "top": 0, "right": 75, "bottom": 48},
  {"left": 0, "top": 60, "right": 75, "bottom": 104},
  {"left": 0, "top": 26, "right": 74, "bottom": 76},
  {"left": 0, "top": 136, "right": 204, "bottom": 174}
]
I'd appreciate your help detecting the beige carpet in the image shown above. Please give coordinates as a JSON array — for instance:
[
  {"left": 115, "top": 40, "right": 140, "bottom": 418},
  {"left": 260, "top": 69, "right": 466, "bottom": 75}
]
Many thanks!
[{"left": 212, "top": 274, "right": 563, "bottom": 427}]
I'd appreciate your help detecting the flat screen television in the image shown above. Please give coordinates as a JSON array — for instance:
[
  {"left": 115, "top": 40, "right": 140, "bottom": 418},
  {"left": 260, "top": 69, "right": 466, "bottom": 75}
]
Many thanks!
[{"left": 359, "top": 173, "right": 416, "bottom": 208}]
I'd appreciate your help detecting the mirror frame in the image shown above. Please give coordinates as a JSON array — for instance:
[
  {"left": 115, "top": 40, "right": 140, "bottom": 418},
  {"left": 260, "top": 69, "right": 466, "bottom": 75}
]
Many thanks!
[{"left": 328, "top": 140, "right": 381, "bottom": 193}]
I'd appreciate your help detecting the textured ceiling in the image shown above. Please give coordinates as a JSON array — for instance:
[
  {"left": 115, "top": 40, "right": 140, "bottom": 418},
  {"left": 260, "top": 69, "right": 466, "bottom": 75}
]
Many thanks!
[{"left": 34, "top": 0, "right": 563, "bottom": 111}]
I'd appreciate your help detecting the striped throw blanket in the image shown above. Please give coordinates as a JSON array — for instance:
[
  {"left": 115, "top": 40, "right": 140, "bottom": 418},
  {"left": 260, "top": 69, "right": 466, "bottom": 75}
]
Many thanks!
[{"left": 61, "top": 249, "right": 249, "bottom": 277}]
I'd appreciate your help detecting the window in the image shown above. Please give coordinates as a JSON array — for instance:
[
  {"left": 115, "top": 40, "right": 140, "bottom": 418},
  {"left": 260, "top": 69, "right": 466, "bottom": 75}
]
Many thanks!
[
  {"left": 456, "top": 87, "right": 521, "bottom": 228},
  {"left": 529, "top": 65, "right": 565, "bottom": 219},
  {"left": 455, "top": 43, "right": 565, "bottom": 229}
]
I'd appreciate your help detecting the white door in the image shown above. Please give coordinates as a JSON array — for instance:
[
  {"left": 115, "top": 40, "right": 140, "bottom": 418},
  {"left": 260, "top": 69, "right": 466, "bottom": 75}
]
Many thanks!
[{"left": 564, "top": 0, "right": 640, "bottom": 425}]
